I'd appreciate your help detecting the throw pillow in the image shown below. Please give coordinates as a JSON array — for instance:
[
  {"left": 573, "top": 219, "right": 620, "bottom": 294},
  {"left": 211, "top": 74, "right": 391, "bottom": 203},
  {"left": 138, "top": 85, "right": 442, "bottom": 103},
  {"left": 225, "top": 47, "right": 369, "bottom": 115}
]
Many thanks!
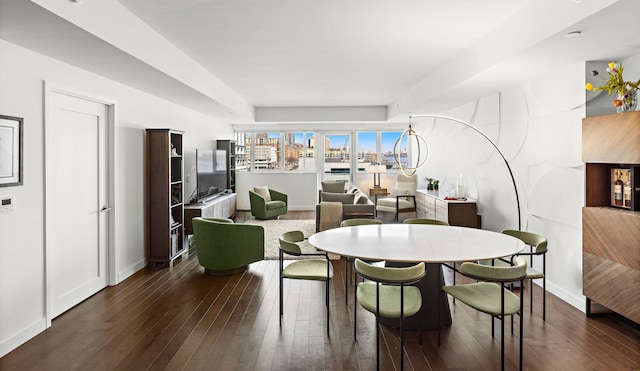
[
  {"left": 321, "top": 192, "right": 355, "bottom": 204},
  {"left": 253, "top": 186, "right": 271, "bottom": 201},
  {"left": 346, "top": 185, "right": 359, "bottom": 194},
  {"left": 321, "top": 181, "right": 346, "bottom": 193},
  {"left": 391, "top": 188, "right": 410, "bottom": 197}
]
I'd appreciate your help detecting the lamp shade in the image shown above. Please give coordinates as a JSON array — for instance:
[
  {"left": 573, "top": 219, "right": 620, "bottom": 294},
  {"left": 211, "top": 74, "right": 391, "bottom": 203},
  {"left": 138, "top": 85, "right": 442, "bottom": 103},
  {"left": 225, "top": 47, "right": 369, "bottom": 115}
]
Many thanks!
[{"left": 370, "top": 165, "right": 387, "bottom": 173}]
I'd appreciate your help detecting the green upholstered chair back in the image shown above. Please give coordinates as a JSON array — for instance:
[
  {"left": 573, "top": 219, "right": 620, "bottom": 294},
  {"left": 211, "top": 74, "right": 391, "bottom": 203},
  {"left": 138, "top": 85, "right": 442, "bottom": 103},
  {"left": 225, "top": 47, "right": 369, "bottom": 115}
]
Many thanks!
[
  {"left": 192, "top": 217, "right": 264, "bottom": 272},
  {"left": 502, "top": 229, "right": 548, "bottom": 254},
  {"left": 354, "top": 258, "right": 425, "bottom": 285},
  {"left": 460, "top": 256, "right": 527, "bottom": 282},
  {"left": 340, "top": 218, "right": 382, "bottom": 227},
  {"left": 403, "top": 218, "right": 449, "bottom": 225},
  {"left": 279, "top": 230, "right": 305, "bottom": 256},
  {"left": 249, "top": 188, "right": 288, "bottom": 219}
]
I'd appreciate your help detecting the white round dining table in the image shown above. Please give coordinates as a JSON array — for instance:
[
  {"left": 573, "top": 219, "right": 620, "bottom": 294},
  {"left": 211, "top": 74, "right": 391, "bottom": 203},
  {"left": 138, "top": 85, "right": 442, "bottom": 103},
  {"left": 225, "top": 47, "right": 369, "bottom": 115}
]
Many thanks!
[
  {"left": 308, "top": 223, "right": 525, "bottom": 330},
  {"left": 308, "top": 224, "right": 524, "bottom": 263}
]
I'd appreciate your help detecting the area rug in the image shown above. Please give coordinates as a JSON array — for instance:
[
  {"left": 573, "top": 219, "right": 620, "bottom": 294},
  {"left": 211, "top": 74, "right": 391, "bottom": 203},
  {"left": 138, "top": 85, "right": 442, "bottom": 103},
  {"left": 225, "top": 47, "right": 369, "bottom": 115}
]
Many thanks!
[{"left": 242, "top": 219, "right": 340, "bottom": 260}]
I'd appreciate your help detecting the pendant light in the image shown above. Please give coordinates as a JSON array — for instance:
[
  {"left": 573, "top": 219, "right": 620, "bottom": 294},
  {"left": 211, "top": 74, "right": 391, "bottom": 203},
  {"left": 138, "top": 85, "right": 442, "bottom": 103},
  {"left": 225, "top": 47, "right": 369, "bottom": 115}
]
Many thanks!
[{"left": 393, "top": 116, "right": 429, "bottom": 176}]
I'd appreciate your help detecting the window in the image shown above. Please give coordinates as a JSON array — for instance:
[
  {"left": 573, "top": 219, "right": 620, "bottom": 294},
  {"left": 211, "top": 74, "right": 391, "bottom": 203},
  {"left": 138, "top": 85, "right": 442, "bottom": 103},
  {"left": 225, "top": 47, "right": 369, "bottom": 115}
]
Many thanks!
[
  {"left": 251, "top": 132, "right": 281, "bottom": 170},
  {"left": 324, "top": 134, "right": 351, "bottom": 182},
  {"left": 356, "top": 132, "right": 377, "bottom": 173},
  {"left": 382, "top": 131, "right": 406, "bottom": 170},
  {"left": 284, "top": 132, "right": 314, "bottom": 171},
  {"left": 235, "top": 130, "right": 405, "bottom": 172}
]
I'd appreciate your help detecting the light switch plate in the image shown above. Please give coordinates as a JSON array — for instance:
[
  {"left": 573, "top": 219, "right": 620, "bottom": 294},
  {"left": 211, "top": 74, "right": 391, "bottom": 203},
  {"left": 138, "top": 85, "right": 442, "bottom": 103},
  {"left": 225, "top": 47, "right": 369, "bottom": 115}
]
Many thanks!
[{"left": 0, "top": 197, "right": 13, "bottom": 212}]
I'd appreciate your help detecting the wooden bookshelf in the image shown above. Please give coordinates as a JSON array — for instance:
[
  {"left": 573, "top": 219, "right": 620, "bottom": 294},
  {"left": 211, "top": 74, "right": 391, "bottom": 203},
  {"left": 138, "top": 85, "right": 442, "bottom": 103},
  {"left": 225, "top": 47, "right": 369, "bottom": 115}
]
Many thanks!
[{"left": 146, "top": 129, "right": 185, "bottom": 268}]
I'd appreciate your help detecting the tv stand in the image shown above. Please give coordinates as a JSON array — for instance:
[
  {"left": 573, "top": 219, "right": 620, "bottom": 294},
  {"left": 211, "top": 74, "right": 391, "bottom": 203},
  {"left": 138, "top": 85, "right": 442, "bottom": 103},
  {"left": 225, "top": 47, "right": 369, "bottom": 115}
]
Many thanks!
[{"left": 184, "top": 193, "right": 237, "bottom": 235}]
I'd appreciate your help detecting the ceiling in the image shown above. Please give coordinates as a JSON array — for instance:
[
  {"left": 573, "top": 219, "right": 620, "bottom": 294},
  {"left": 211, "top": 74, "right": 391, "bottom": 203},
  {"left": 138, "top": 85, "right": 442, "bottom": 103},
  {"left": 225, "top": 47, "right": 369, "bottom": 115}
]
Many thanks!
[{"left": 2, "top": 0, "right": 640, "bottom": 124}]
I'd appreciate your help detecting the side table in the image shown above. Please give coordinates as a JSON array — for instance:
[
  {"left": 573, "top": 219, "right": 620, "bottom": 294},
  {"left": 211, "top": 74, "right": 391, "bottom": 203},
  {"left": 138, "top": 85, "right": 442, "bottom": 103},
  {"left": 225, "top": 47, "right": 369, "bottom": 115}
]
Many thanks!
[{"left": 368, "top": 187, "right": 388, "bottom": 197}]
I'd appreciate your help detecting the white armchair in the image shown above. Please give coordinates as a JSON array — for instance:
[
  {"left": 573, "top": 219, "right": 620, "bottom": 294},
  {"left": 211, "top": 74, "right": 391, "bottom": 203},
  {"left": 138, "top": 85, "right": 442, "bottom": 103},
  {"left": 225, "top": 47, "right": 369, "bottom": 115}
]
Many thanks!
[{"left": 375, "top": 174, "right": 418, "bottom": 221}]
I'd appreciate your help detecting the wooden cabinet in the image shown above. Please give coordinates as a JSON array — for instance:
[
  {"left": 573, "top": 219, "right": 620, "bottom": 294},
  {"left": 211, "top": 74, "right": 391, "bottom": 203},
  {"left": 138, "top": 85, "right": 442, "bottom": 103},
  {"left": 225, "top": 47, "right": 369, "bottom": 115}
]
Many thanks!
[
  {"left": 416, "top": 190, "right": 480, "bottom": 228},
  {"left": 184, "top": 193, "right": 237, "bottom": 235},
  {"left": 146, "top": 129, "right": 185, "bottom": 268},
  {"left": 582, "top": 111, "right": 640, "bottom": 323},
  {"left": 217, "top": 139, "right": 238, "bottom": 192}
]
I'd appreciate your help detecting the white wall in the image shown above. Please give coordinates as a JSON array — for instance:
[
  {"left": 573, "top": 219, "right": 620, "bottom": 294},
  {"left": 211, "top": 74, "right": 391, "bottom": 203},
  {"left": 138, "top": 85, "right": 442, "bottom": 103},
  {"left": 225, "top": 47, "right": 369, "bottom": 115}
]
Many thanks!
[
  {"left": 413, "top": 55, "right": 640, "bottom": 311},
  {"left": 0, "top": 40, "right": 232, "bottom": 357}
]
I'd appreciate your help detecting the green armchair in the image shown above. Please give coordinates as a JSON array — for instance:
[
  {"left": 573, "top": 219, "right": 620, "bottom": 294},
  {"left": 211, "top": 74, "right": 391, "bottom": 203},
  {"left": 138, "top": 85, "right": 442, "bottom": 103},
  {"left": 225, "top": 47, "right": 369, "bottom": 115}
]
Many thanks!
[
  {"left": 192, "top": 217, "right": 264, "bottom": 275},
  {"left": 249, "top": 187, "right": 288, "bottom": 219}
]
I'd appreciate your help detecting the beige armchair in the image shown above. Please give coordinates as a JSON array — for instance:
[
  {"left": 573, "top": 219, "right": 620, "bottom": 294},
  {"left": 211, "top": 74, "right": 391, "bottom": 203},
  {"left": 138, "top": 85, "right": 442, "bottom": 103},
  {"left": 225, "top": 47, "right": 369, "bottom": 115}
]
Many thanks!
[{"left": 375, "top": 174, "right": 418, "bottom": 221}]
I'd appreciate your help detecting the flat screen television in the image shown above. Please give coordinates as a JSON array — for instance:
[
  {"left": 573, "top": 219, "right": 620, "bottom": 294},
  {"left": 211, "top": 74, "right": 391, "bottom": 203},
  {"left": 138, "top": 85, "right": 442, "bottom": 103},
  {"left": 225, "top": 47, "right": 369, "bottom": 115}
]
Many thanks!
[{"left": 195, "top": 148, "right": 227, "bottom": 203}]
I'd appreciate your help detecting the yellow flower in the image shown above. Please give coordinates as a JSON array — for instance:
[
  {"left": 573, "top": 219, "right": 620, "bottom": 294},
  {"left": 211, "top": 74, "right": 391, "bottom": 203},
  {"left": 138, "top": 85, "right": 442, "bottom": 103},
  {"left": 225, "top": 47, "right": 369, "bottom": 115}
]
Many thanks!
[{"left": 586, "top": 61, "right": 639, "bottom": 96}]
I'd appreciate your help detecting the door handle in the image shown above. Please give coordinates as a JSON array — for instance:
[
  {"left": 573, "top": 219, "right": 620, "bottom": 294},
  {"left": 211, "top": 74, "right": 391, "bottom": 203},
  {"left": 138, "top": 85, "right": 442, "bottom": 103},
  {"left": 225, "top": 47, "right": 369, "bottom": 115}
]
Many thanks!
[{"left": 100, "top": 206, "right": 112, "bottom": 212}]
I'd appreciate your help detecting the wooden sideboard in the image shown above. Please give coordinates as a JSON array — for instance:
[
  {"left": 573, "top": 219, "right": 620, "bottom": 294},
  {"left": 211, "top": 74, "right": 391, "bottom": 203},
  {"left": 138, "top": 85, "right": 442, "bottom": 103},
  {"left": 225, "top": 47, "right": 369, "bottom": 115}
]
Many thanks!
[
  {"left": 184, "top": 193, "right": 237, "bottom": 235},
  {"left": 415, "top": 190, "right": 480, "bottom": 228},
  {"left": 582, "top": 111, "right": 640, "bottom": 324}
]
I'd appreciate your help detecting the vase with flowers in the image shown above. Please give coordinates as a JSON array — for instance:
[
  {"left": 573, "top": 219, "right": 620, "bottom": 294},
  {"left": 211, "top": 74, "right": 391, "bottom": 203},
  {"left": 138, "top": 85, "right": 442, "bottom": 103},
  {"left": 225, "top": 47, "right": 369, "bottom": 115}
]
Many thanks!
[{"left": 585, "top": 61, "right": 639, "bottom": 113}]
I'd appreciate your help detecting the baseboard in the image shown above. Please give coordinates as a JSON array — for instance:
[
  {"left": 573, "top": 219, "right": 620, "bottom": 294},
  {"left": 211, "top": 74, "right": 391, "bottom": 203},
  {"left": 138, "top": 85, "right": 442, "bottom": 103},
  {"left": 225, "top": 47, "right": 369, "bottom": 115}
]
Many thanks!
[
  {"left": 545, "top": 280, "right": 585, "bottom": 313},
  {"left": 287, "top": 206, "right": 315, "bottom": 211},
  {"left": 115, "top": 258, "right": 147, "bottom": 285},
  {"left": 0, "top": 317, "right": 47, "bottom": 358}
]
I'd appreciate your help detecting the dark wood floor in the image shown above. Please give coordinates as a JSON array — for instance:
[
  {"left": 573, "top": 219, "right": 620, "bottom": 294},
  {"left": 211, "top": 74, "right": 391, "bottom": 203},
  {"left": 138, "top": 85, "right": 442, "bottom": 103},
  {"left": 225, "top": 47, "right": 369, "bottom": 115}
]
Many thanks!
[{"left": 2, "top": 213, "right": 639, "bottom": 370}]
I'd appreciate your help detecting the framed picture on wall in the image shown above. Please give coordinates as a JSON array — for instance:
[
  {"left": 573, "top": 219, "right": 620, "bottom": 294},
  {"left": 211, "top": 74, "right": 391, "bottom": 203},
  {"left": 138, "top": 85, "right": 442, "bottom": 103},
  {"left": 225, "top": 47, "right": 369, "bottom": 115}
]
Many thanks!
[{"left": 0, "top": 115, "right": 23, "bottom": 187}]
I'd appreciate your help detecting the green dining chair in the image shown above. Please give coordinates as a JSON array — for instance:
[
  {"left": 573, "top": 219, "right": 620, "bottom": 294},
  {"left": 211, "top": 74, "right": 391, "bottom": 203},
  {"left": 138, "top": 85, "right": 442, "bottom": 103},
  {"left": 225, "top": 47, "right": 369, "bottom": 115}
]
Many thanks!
[
  {"left": 502, "top": 230, "right": 548, "bottom": 320},
  {"left": 340, "top": 218, "right": 383, "bottom": 305},
  {"left": 354, "top": 258, "right": 425, "bottom": 371},
  {"left": 279, "top": 230, "right": 334, "bottom": 337},
  {"left": 442, "top": 256, "right": 527, "bottom": 371},
  {"left": 480, "top": 230, "right": 548, "bottom": 321},
  {"left": 402, "top": 218, "right": 449, "bottom": 226}
]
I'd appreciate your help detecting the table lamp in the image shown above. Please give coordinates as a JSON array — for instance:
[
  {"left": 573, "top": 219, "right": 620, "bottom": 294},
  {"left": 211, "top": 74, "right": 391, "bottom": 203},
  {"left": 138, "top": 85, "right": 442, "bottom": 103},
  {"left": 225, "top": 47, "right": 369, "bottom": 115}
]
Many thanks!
[{"left": 370, "top": 164, "right": 386, "bottom": 188}]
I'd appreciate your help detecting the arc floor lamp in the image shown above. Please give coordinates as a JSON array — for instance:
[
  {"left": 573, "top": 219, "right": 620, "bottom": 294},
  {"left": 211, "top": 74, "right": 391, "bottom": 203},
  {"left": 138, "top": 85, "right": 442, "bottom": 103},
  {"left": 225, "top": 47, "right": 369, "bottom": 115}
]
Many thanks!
[{"left": 407, "top": 114, "right": 522, "bottom": 231}]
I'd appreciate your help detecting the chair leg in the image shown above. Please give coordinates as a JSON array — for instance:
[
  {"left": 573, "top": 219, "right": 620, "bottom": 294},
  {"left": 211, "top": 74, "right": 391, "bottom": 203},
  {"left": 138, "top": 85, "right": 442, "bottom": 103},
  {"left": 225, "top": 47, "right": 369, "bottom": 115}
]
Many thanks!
[
  {"left": 452, "top": 262, "right": 456, "bottom": 304},
  {"left": 543, "top": 255, "right": 547, "bottom": 321},
  {"left": 543, "top": 275, "right": 546, "bottom": 321},
  {"left": 376, "top": 283, "right": 380, "bottom": 371},
  {"left": 279, "top": 275, "right": 283, "bottom": 326},
  {"left": 520, "top": 279, "right": 525, "bottom": 370},
  {"left": 345, "top": 259, "right": 349, "bottom": 305},
  {"left": 530, "top": 278, "right": 534, "bottom": 314},
  {"left": 400, "top": 285, "right": 405, "bottom": 371},
  {"left": 437, "top": 288, "right": 441, "bottom": 347},
  {"left": 354, "top": 275, "right": 359, "bottom": 341},
  {"left": 326, "top": 275, "right": 330, "bottom": 338},
  {"left": 500, "top": 284, "right": 505, "bottom": 371},
  {"left": 354, "top": 283, "right": 358, "bottom": 341},
  {"left": 279, "top": 253, "right": 284, "bottom": 327}
]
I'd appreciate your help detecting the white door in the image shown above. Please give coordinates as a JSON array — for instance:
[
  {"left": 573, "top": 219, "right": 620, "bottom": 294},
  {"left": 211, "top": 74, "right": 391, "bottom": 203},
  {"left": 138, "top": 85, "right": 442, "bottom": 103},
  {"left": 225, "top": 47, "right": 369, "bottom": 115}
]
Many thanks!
[{"left": 46, "top": 91, "right": 110, "bottom": 319}]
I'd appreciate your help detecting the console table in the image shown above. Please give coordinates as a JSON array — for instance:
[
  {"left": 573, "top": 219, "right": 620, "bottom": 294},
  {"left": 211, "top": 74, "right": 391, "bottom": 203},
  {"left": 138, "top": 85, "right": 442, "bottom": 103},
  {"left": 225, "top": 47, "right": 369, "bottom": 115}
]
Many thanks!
[
  {"left": 415, "top": 189, "right": 480, "bottom": 228},
  {"left": 184, "top": 193, "right": 237, "bottom": 235}
]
